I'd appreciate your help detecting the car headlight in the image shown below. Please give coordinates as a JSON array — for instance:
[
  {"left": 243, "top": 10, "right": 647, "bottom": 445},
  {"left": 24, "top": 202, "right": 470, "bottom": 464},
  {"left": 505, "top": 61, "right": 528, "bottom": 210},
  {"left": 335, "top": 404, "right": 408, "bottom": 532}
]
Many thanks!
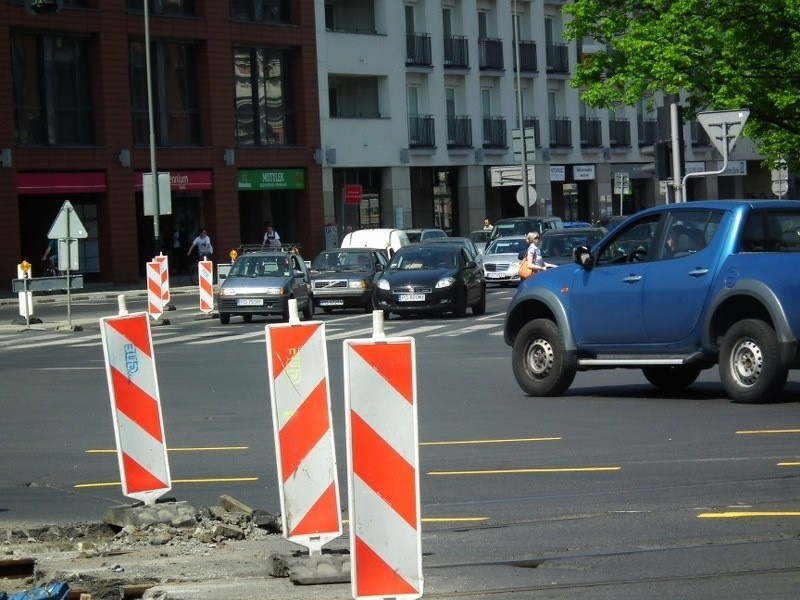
[
  {"left": 349, "top": 279, "right": 368, "bottom": 289},
  {"left": 377, "top": 279, "right": 390, "bottom": 290},
  {"left": 436, "top": 277, "right": 455, "bottom": 288}
]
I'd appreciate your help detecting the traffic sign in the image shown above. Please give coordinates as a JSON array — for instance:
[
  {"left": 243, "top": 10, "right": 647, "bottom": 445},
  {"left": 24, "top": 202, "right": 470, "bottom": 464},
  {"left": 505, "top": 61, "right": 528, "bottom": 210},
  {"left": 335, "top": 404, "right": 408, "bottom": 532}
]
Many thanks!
[
  {"left": 490, "top": 165, "right": 536, "bottom": 187},
  {"left": 772, "top": 179, "right": 788, "bottom": 197},
  {"left": 512, "top": 128, "right": 536, "bottom": 162},
  {"left": 614, "top": 172, "right": 630, "bottom": 195},
  {"left": 47, "top": 200, "right": 88, "bottom": 240},
  {"left": 516, "top": 185, "right": 537, "bottom": 207},
  {"left": 696, "top": 109, "right": 749, "bottom": 157}
]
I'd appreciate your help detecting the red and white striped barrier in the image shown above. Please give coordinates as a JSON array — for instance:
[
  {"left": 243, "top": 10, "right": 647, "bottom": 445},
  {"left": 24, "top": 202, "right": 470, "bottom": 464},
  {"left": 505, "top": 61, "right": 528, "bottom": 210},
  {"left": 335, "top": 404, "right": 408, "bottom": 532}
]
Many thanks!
[
  {"left": 266, "top": 313, "right": 342, "bottom": 555},
  {"left": 146, "top": 261, "right": 164, "bottom": 321},
  {"left": 344, "top": 323, "right": 423, "bottom": 599},
  {"left": 198, "top": 259, "right": 214, "bottom": 313},
  {"left": 153, "top": 254, "right": 171, "bottom": 307},
  {"left": 100, "top": 311, "right": 171, "bottom": 506}
]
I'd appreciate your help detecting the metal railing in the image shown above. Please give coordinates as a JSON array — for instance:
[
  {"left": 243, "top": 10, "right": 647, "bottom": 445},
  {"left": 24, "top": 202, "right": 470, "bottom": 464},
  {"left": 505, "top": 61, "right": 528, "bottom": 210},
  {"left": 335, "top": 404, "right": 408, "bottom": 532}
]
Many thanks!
[
  {"left": 444, "top": 35, "right": 469, "bottom": 68},
  {"left": 446, "top": 116, "right": 472, "bottom": 148},
  {"left": 478, "top": 38, "right": 504, "bottom": 69},
  {"left": 406, "top": 34, "right": 432, "bottom": 66},
  {"left": 408, "top": 115, "right": 435, "bottom": 147},
  {"left": 482, "top": 117, "right": 507, "bottom": 148}
]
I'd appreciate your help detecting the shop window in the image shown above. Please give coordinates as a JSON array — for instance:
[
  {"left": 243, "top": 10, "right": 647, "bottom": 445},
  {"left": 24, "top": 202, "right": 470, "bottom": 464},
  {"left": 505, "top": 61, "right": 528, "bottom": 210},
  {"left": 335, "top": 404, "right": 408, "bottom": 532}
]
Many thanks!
[
  {"left": 234, "top": 48, "right": 296, "bottom": 146},
  {"left": 231, "top": 0, "right": 291, "bottom": 23},
  {"left": 11, "top": 34, "right": 94, "bottom": 146},
  {"left": 130, "top": 41, "right": 202, "bottom": 146}
]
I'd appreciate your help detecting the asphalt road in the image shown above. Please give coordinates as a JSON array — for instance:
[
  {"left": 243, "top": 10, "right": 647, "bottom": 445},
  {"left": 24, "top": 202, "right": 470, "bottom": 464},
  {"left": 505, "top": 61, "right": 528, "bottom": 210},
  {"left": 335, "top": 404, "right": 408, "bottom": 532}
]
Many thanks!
[{"left": 1, "top": 284, "right": 799, "bottom": 598}]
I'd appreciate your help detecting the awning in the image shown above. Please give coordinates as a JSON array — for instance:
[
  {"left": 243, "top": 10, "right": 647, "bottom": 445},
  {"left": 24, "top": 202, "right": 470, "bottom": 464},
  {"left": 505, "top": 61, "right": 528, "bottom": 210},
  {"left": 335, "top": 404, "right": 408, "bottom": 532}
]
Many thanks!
[
  {"left": 134, "top": 170, "right": 214, "bottom": 191},
  {"left": 17, "top": 172, "right": 107, "bottom": 195}
]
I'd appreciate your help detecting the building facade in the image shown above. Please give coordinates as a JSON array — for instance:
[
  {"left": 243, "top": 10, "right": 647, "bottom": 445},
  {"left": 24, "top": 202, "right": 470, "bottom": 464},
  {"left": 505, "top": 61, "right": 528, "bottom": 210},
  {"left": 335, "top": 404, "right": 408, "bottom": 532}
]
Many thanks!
[{"left": 2, "top": 0, "right": 323, "bottom": 284}]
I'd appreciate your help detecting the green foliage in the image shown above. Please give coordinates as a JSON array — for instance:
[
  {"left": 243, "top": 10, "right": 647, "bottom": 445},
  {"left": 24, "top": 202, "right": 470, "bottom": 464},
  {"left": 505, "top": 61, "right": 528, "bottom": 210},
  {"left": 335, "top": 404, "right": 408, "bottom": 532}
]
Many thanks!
[{"left": 564, "top": 0, "right": 800, "bottom": 169}]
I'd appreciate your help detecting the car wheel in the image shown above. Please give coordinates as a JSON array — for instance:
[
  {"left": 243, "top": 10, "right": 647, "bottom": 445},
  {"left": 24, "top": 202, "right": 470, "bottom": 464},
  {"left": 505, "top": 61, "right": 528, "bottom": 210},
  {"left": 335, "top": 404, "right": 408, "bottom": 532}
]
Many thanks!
[
  {"left": 642, "top": 365, "right": 702, "bottom": 392},
  {"left": 511, "top": 319, "right": 575, "bottom": 397},
  {"left": 720, "top": 319, "right": 787, "bottom": 403},
  {"left": 219, "top": 313, "right": 230, "bottom": 325},
  {"left": 303, "top": 297, "right": 314, "bottom": 320},
  {"left": 471, "top": 285, "right": 486, "bottom": 315},
  {"left": 242, "top": 314, "right": 253, "bottom": 323},
  {"left": 452, "top": 287, "right": 468, "bottom": 317}
]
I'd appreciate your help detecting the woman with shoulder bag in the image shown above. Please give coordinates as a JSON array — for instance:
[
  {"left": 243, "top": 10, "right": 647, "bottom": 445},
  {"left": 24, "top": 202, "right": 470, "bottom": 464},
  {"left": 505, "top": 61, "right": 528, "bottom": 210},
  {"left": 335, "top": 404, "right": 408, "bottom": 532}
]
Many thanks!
[{"left": 519, "top": 231, "right": 555, "bottom": 279}]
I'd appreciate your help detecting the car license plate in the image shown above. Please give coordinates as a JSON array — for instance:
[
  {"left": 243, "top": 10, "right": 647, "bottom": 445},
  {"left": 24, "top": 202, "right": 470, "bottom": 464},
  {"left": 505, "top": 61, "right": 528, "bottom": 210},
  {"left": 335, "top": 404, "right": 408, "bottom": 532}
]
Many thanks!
[
  {"left": 486, "top": 272, "right": 505, "bottom": 278},
  {"left": 319, "top": 299, "right": 344, "bottom": 306},
  {"left": 398, "top": 293, "right": 426, "bottom": 302},
  {"left": 237, "top": 298, "right": 263, "bottom": 306}
]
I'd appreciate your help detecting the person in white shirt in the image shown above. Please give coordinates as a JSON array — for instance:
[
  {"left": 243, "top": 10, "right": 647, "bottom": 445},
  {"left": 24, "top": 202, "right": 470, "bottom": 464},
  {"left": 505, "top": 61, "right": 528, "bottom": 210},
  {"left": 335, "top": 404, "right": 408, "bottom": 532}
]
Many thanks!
[
  {"left": 187, "top": 229, "right": 213, "bottom": 259},
  {"left": 261, "top": 222, "right": 281, "bottom": 249}
]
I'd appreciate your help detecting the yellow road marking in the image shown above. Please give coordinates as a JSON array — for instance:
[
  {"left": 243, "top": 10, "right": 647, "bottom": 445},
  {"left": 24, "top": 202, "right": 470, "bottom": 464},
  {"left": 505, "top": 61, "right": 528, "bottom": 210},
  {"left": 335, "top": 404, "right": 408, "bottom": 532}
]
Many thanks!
[
  {"left": 428, "top": 466, "right": 620, "bottom": 476},
  {"left": 736, "top": 429, "right": 800, "bottom": 435},
  {"left": 85, "top": 446, "right": 249, "bottom": 453},
  {"left": 421, "top": 517, "right": 490, "bottom": 523},
  {"left": 698, "top": 511, "right": 800, "bottom": 519},
  {"left": 421, "top": 437, "right": 561, "bottom": 446},
  {"left": 74, "top": 476, "right": 259, "bottom": 489},
  {"left": 778, "top": 462, "right": 800, "bottom": 467}
]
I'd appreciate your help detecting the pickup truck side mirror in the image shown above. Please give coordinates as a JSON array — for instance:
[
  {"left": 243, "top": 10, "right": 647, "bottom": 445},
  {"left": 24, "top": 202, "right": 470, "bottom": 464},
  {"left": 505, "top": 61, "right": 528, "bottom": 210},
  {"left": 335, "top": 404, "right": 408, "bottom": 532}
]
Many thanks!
[{"left": 574, "top": 245, "right": 594, "bottom": 269}]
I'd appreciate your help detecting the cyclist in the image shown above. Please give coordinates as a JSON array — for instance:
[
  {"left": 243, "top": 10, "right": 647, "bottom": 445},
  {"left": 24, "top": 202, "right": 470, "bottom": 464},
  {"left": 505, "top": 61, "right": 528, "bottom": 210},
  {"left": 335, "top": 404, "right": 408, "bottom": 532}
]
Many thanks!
[
  {"left": 187, "top": 229, "right": 214, "bottom": 260},
  {"left": 41, "top": 239, "right": 59, "bottom": 275}
]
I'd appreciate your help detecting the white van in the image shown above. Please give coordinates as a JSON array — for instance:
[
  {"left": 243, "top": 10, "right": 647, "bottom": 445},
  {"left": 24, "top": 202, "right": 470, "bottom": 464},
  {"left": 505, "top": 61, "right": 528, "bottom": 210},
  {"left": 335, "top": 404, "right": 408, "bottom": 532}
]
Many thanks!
[{"left": 341, "top": 228, "right": 410, "bottom": 257}]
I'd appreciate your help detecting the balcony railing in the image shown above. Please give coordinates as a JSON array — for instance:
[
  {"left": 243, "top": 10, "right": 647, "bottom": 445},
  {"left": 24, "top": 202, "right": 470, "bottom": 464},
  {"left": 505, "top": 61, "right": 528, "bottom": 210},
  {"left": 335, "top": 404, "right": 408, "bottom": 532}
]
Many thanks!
[
  {"left": 447, "top": 116, "right": 472, "bottom": 148},
  {"left": 479, "top": 38, "right": 504, "bottom": 70},
  {"left": 550, "top": 117, "right": 572, "bottom": 147},
  {"left": 408, "top": 115, "right": 435, "bottom": 148},
  {"left": 482, "top": 117, "right": 507, "bottom": 148},
  {"left": 444, "top": 35, "right": 469, "bottom": 68},
  {"left": 546, "top": 42, "right": 569, "bottom": 74},
  {"left": 513, "top": 40, "right": 537, "bottom": 73},
  {"left": 580, "top": 117, "right": 603, "bottom": 147},
  {"left": 608, "top": 118, "right": 631, "bottom": 148},
  {"left": 520, "top": 117, "right": 541, "bottom": 148},
  {"left": 638, "top": 118, "right": 658, "bottom": 146},
  {"left": 406, "top": 34, "right": 432, "bottom": 67},
  {"left": 691, "top": 121, "right": 710, "bottom": 146}
]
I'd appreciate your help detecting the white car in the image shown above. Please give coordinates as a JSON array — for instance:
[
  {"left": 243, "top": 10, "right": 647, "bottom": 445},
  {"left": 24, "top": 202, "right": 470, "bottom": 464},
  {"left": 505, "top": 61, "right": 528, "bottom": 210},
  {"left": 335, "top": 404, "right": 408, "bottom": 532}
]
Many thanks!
[{"left": 482, "top": 236, "right": 529, "bottom": 285}]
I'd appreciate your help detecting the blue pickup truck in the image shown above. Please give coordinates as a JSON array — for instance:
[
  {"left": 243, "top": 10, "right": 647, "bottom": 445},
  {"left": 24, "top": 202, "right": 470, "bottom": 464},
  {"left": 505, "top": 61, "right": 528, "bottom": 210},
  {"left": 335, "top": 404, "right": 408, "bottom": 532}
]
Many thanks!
[{"left": 504, "top": 200, "right": 800, "bottom": 404}]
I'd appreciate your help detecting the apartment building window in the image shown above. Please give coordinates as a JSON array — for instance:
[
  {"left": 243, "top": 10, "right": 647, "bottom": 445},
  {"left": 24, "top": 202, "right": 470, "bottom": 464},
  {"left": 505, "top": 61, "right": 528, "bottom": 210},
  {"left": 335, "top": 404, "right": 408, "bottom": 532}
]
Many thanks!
[
  {"left": 130, "top": 41, "right": 201, "bottom": 146},
  {"left": 231, "top": 0, "right": 291, "bottom": 23},
  {"left": 234, "top": 48, "right": 295, "bottom": 146},
  {"left": 11, "top": 33, "right": 94, "bottom": 146},
  {"left": 127, "top": 0, "right": 195, "bottom": 15}
]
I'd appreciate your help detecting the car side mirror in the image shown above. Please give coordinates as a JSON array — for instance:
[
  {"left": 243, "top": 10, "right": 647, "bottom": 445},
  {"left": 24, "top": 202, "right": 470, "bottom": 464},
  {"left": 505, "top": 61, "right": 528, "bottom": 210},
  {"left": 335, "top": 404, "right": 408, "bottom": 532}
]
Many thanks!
[
  {"left": 465, "top": 260, "right": 477, "bottom": 269},
  {"left": 574, "top": 245, "right": 594, "bottom": 269}
]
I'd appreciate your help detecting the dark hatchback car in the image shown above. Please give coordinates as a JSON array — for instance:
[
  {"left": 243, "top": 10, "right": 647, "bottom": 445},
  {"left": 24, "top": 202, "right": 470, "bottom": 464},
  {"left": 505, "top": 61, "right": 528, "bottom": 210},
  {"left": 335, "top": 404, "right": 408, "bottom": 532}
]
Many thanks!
[
  {"left": 217, "top": 250, "right": 313, "bottom": 324},
  {"left": 309, "top": 248, "right": 388, "bottom": 313},
  {"left": 374, "top": 242, "right": 486, "bottom": 318}
]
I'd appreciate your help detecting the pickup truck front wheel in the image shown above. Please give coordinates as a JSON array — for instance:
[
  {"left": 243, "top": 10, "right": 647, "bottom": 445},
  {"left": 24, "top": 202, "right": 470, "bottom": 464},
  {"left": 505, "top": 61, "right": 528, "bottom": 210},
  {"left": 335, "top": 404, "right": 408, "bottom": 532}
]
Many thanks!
[
  {"left": 512, "top": 319, "right": 575, "bottom": 397},
  {"left": 720, "top": 319, "right": 787, "bottom": 404}
]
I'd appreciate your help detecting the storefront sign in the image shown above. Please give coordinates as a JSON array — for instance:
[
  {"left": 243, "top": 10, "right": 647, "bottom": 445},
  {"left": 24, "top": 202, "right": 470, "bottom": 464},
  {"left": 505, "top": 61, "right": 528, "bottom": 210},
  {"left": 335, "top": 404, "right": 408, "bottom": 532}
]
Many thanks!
[
  {"left": 17, "top": 172, "right": 106, "bottom": 195},
  {"left": 344, "top": 184, "right": 362, "bottom": 205},
  {"left": 134, "top": 171, "right": 213, "bottom": 191},
  {"left": 573, "top": 165, "right": 596, "bottom": 180},
  {"left": 237, "top": 169, "right": 306, "bottom": 191},
  {"left": 550, "top": 166, "right": 566, "bottom": 182}
]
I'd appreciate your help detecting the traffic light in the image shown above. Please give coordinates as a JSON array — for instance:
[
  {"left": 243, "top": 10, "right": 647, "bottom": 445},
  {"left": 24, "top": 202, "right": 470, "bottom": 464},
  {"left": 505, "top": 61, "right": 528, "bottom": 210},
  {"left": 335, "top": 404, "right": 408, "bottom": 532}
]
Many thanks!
[
  {"left": 654, "top": 142, "right": 671, "bottom": 180},
  {"left": 25, "top": 0, "right": 63, "bottom": 15}
]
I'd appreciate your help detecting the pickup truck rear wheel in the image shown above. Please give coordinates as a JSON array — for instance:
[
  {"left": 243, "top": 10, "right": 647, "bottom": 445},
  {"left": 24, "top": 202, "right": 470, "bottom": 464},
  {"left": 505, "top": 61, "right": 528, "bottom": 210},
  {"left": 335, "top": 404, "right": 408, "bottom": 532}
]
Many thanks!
[
  {"left": 512, "top": 319, "right": 575, "bottom": 397},
  {"left": 720, "top": 319, "right": 787, "bottom": 403},
  {"left": 642, "top": 365, "right": 702, "bottom": 392}
]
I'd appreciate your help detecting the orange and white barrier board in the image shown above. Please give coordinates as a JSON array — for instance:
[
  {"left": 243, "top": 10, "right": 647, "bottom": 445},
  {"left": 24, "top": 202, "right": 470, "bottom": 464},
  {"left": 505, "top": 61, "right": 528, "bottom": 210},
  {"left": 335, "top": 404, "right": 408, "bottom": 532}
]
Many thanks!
[
  {"left": 146, "top": 261, "right": 164, "bottom": 321},
  {"left": 344, "top": 336, "right": 423, "bottom": 600},
  {"left": 100, "top": 312, "right": 171, "bottom": 506},
  {"left": 198, "top": 259, "right": 213, "bottom": 313},
  {"left": 153, "top": 254, "right": 170, "bottom": 306},
  {"left": 266, "top": 320, "right": 342, "bottom": 555}
]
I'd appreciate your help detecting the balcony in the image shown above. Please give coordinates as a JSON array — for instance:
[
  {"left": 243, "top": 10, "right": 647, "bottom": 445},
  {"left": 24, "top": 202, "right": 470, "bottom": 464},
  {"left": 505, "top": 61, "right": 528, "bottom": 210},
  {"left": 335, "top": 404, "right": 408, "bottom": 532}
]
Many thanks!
[
  {"left": 482, "top": 117, "right": 507, "bottom": 148},
  {"left": 447, "top": 116, "right": 472, "bottom": 148},
  {"left": 406, "top": 34, "right": 432, "bottom": 67},
  {"left": 408, "top": 115, "right": 435, "bottom": 148},
  {"left": 479, "top": 38, "right": 504, "bottom": 70},
  {"left": 444, "top": 35, "right": 469, "bottom": 68},
  {"left": 513, "top": 40, "right": 537, "bottom": 73},
  {"left": 638, "top": 118, "right": 658, "bottom": 146},
  {"left": 580, "top": 117, "right": 603, "bottom": 148},
  {"left": 550, "top": 117, "right": 572, "bottom": 147},
  {"left": 546, "top": 43, "right": 569, "bottom": 74},
  {"left": 520, "top": 117, "right": 541, "bottom": 148},
  {"left": 608, "top": 118, "right": 631, "bottom": 148}
]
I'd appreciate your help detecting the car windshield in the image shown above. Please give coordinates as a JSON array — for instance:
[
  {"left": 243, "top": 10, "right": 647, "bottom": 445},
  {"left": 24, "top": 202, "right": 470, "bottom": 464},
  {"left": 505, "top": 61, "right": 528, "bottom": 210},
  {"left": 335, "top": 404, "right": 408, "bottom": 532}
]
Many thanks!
[
  {"left": 230, "top": 255, "right": 291, "bottom": 277},
  {"left": 388, "top": 248, "right": 457, "bottom": 270},
  {"left": 485, "top": 238, "right": 528, "bottom": 255},
  {"left": 311, "top": 251, "right": 372, "bottom": 272}
]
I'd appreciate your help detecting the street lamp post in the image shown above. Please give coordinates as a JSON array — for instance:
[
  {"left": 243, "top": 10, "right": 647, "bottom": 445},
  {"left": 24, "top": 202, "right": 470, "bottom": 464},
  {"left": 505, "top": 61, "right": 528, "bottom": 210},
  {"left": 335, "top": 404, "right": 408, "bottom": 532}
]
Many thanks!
[
  {"left": 513, "top": 0, "right": 531, "bottom": 217},
  {"left": 144, "top": 1, "right": 160, "bottom": 255}
]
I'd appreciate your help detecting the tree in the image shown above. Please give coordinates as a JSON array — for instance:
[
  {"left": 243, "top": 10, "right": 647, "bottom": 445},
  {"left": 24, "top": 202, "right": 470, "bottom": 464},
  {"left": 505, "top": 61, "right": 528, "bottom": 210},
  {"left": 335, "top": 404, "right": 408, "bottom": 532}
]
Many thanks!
[{"left": 563, "top": 0, "right": 800, "bottom": 169}]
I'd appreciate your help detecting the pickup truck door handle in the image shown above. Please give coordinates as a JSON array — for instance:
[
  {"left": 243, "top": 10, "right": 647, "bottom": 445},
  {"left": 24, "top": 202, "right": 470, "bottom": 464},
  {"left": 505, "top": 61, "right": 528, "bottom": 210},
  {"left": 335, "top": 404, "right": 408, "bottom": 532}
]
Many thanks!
[
  {"left": 688, "top": 268, "right": 709, "bottom": 277},
  {"left": 623, "top": 275, "right": 642, "bottom": 283}
]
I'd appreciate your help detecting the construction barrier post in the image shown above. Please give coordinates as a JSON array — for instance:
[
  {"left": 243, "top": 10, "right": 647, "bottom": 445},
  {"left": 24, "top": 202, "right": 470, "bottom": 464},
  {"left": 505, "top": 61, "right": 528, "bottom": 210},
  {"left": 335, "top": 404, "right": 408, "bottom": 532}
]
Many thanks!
[
  {"left": 100, "top": 311, "right": 171, "bottom": 506},
  {"left": 145, "top": 261, "right": 168, "bottom": 325},
  {"left": 343, "top": 311, "right": 423, "bottom": 599},
  {"left": 153, "top": 253, "right": 174, "bottom": 311},
  {"left": 198, "top": 258, "right": 214, "bottom": 314},
  {"left": 265, "top": 299, "right": 342, "bottom": 556}
]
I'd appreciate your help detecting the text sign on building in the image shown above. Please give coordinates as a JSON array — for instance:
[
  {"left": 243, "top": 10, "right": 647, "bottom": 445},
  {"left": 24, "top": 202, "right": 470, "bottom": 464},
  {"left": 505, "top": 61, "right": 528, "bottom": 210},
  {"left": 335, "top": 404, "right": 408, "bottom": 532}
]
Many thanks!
[
  {"left": 237, "top": 169, "right": 306, "bottom": 191},
  {"left": 550, "top": 166, "right": 566, "bottom": 182},
  {"left": 573, "top": 165, "right": 596, "bottom": 180},
  {"left": 344, "top": 184, "right": 363, "bottom": 205}
]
